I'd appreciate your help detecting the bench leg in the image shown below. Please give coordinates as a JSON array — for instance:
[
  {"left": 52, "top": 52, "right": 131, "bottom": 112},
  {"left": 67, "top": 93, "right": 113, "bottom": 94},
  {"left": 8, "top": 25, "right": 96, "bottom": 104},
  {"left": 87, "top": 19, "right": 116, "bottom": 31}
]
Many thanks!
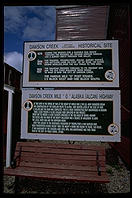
[
  {"left": 88, "top": 183, "right": 95, "bottom": 193},
  {"left": 15, "top": 176, "right": 20, "bottom": 194},
  {"left": 88, "top": 183, "right": 101, "bottom": 193}
]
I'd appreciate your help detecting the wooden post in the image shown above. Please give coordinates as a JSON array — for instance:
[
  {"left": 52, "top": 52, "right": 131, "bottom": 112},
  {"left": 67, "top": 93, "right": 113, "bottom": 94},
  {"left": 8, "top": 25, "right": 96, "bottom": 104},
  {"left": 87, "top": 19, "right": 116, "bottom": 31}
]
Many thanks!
[{"left": 4, "top": 85, "right": 14, "bottom": 167}]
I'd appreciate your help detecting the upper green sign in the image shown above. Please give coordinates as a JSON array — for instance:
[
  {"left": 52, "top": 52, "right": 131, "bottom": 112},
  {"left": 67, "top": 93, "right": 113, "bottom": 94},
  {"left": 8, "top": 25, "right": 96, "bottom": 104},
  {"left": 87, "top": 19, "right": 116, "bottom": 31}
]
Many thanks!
[{"left": 23, "top": 40, "right": 119, "bottom": 87}]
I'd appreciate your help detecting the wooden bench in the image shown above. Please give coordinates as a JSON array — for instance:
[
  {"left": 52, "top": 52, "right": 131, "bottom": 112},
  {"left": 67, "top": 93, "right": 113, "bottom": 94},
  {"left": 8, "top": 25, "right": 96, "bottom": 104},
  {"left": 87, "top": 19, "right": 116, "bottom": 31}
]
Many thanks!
[{"left": 4, "top": 141, "right": 109, "bottom": 186}]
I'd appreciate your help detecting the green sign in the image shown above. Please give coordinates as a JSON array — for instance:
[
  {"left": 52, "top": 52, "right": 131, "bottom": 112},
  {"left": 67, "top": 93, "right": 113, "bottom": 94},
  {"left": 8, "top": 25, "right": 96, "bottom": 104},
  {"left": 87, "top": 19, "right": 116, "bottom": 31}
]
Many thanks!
[
  {"left": 28, "top": 100, "right": 113, "bottom": 135},
  {"left": 29, "top": 49, "right": 112, "bottom": 82},
  {"left": 23, "top": 40, "right": 119, "bottom": 87},
  {"left": 21, "top": 89, "right": 120, "bottom": 142}
]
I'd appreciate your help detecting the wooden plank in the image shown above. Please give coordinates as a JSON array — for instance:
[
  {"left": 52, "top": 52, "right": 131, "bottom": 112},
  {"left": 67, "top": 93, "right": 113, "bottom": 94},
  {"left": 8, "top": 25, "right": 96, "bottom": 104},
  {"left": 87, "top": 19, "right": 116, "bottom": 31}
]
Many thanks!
[
  {"left": 16, "top": 142, "right": 105, "bottom": 151},
  {"left": 109, "top": 146, "right": 130, "bottom": 165},
  {"left": 109, "top": 136, "right": 130, "bottom": 166},
  {"left": 4, "top": 168, "right": 109, "bottom": 183},
  {"left": 112, "top": 143, "right": 129, "bottom": 154},
  {"left": 19, "top": 157, "right": 105, "bottom": 167},
  {"left": 15, "top": 151, "right": 105, "bottom": 161},
  {"left": 20, "top": 161, "right": 106, "bottom": 172},
  {"left": 15, "top": 149, "right": 105, "bottom": 156},
  {"left": 16, "top": 146, "right": 105, "bottom": 156},
  {"left": 13, "top": 166, "right": 103, "bottom": 176}
]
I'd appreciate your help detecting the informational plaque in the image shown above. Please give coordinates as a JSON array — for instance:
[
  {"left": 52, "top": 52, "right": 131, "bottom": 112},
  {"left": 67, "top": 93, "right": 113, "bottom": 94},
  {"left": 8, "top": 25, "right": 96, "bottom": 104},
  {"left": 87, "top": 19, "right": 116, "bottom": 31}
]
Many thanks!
[
  {"left": 23, "top": 40, "right": 119, "bottom": 87},
  {"left": 21, "top": 89, "right": 121, "bottom": 142}
]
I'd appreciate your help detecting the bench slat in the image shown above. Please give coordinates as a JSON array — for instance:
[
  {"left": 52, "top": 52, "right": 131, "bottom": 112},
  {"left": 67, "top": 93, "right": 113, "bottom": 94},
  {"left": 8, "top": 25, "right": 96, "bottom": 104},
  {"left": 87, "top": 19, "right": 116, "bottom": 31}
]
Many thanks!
[
  {"left": 16, "top": 146, "right": 105, "bottom": 155},
  {"left": 20, "top": 157, "right": 105, "bottom": 167},
  {"left": 17, "top": 142, "right": 105, "bottom": 151},
  {"left": 20, "top": 161, "right": 106, "bottom": 172},
  {"left": 15, "top": 151, "right": 105, "bottom": 161},
  {"left": 4, "top": 167, "right": 109, "bottom": 183}
]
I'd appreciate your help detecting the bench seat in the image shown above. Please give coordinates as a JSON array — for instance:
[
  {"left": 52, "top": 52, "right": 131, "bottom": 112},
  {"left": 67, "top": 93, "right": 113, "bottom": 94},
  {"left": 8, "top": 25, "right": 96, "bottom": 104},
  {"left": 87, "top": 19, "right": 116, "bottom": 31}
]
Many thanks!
[{"left": 4, "top": 141, "right": 109, "bottom": 183}]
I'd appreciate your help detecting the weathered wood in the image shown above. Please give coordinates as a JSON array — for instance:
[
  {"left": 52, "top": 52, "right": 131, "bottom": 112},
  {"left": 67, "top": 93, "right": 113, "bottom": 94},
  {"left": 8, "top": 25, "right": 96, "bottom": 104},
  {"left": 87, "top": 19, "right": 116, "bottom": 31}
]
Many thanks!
[
  {"left": 5, "top": 168, "right": 109, "bottom": 183},
  {"left": 16, "top": 141, "right": 105, "bottom": 151},
  {"left": 15, "top": 146, "right": 105, "bottom": 155},
  {"left": 4, "top": 141, "right": 109, "bottom": 183},
  {"left": 19, "top": 161, "right": 106, "bottom": 172},
  {"left": 15, "top": 152, "right": 105, "bottom": 162},
  {"left": 109, "top": 136, "right": 130, "bottom": 166}
]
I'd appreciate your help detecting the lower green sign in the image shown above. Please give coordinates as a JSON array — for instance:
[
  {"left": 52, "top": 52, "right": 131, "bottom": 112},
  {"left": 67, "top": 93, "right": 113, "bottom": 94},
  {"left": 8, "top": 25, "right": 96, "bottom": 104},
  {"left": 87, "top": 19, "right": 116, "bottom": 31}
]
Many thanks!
[
  {"left": 21, "top": 89, "right": 121, "bottom": 142},
  {"left": 28, "top": 100, "right": 113, "bottom": 135}
]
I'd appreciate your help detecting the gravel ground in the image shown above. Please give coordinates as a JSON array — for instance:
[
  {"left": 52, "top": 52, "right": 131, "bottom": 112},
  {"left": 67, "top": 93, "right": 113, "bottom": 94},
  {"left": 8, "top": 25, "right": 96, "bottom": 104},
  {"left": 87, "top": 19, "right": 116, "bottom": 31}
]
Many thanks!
[{"left": 3, "top": 142, "right": 130, "bottom": 194}]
